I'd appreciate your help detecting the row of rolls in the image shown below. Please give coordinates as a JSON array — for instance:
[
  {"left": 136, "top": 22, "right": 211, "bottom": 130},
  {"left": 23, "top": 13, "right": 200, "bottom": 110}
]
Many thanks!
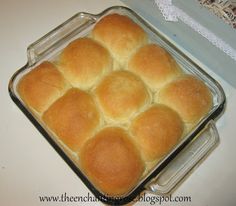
[{"left": 18, "top": 13, "right": 213, "bottom": 196}]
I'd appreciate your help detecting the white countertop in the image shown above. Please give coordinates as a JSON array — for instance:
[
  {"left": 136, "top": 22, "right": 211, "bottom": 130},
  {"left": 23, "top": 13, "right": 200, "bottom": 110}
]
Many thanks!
[{"left": 0, "top": 0, "right": 236, "bottom": 206}]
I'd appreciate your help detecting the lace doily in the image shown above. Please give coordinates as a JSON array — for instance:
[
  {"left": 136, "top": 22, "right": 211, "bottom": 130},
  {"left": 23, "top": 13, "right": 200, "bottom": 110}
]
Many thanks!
[{"left": 154, "top": 0, "right": 236, "bottom": 61}]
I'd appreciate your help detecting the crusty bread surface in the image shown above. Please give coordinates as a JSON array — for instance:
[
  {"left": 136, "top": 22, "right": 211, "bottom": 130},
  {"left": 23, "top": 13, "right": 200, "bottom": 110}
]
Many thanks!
[
  {"left": 59, "top": 37, "right": 112, "bottom": 89},
  {"left": 92, "top": 13, "right": 148, "bottom": 66},
  {"left": 128, "top": 44, "right": 182, "bottom": 90},
  {"left": 79, "top": 127, "right": 144, "bottom": 196},
  {"left": 18, "top": 61, "right": 69, "bottom": 114},
  {"left": 42, "top": 88, "right": 100, "bottom": 152},
  {"left": 158, "top": 74, "right": 213, "bottom": 124},
  {"left": 94, "top": 70, "right": 150, "bottom": 122},
  {"left": 130, "top": 104, "right": 184, "bottom": 161}
]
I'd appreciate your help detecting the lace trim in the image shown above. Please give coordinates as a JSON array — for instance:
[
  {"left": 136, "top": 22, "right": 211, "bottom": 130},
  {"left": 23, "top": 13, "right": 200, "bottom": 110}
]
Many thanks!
[{"left": 154, "top": 0, "right": 236, "bottom": 61}]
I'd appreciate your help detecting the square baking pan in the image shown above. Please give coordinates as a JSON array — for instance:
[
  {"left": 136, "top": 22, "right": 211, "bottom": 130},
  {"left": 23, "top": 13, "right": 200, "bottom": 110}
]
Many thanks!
[{"left": 8, "top": 6, "right": 226, "bottom": 205}]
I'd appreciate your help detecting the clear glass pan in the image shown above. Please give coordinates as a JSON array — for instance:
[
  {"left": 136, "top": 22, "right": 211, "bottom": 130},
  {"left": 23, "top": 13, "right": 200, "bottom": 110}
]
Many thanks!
[{"left": 8, "top": 6, "right": 226, "bottom": 205}]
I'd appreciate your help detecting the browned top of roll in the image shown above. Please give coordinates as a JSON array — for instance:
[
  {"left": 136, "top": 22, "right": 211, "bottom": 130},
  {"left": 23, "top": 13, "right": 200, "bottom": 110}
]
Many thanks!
[
  {"left": 59, "top": 37, "right": 112, "bottom": 89},
  {"left": 128, "top": 44, "right": 181, "bottom": 90},
  {"left": 130, "top": 104, "right": 184, "bottom": 161},
  {"left": 94, "top": 70, "right": 150, "bottom": 121},
  {"left": 79, "top": 127, "right": 144, "bottom": 196},
  {"left": 92, "top": 14, "right": 148, "bottom": 66},
  {"left": 158, "top": 75, "right": 213, "bottom": 123},
  {"left": 42, "top": 88, "right": 100, "bottom": 152},
  {"left": 17, "top": 61, "right": 69, "bottom": 114}
]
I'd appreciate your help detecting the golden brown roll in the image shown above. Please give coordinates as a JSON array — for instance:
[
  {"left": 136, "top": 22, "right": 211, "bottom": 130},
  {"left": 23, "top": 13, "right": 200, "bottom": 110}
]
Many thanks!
[
  {"left": 92, "top": 14, "right": 148, "bottom": 66},
  {"left": 94, "top": 70, "right": 150, "bottom": 121},
  {"left": 158, "top": 75, "right": 213, "bottom": 123},
  {"left": 130, "top": 104, "right": 184, "bottom": 162},
  {"left": 59, "top": 37, "right": 112, "bottom": 89},
  {"left": 128, "top": 44, "right": 181, "bottom": 90},
  {"left": 42, "top": 88, "right": 100, "bottom": 152},
  {"left": 79, "top": 127, "right": 144, "bottom": 196},
  {"left": 17, "top": 61, "right": 69, "bottom": 114}
]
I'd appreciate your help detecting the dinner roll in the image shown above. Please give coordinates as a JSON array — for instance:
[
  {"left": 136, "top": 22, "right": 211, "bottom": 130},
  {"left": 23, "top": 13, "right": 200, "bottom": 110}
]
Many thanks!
[
  {"left": 94, "top": 70, "right": 150, "bottom": 121},
  {"left": 92, "top": 14, "right": 148, "bottom": 66},
  {"left": 42, "top": 88, "right": 100, "bottom": 152},
  {"left": 17, "top": 61, "right": 69, "bottom": 114},
  {"left": 128, "top": 44, "right": 181, "bottom": 90},
  {"left": 130, "top": 105, "right": 184, "bottom": 162},
  {"left": 59, "top": 37, "right": 112, "bottom": 89},
  {"left": 79, "top": 127, "right": 144, "bottom": 196},
  {"left": 158, "top": 75, "right": 213, "bottom": 123}
]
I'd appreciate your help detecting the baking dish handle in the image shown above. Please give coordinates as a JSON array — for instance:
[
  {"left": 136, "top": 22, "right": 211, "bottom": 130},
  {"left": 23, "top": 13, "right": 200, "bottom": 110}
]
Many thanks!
[
  {"left": 26, "top": 12, "right": 97, "bottom": 66},
  {"left": 145, "top": 120, "right": 219, "bottom": 195}
]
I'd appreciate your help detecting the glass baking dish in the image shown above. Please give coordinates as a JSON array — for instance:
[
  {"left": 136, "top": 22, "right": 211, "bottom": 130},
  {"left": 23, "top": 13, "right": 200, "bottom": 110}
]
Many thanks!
[{"left": 8, "top": 6, "right": 226, "bottom": 205}]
